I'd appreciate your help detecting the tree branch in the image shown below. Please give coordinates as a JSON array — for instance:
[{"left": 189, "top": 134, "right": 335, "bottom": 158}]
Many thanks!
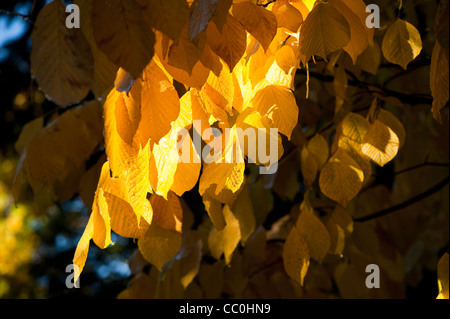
[
  {"left": 296, "top": 68, "right": 433, "bottom": 106},
  {"left": 354, "top": 175, "right": 449, "bottom": 222},
  {"left": 0, "top": 9, "right": 33, "bottom": 22}
]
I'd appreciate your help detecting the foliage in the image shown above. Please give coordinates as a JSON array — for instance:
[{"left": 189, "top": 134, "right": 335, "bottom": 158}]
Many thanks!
[{"left": 9, "top": 0, "right": 449, "bottom": 299}]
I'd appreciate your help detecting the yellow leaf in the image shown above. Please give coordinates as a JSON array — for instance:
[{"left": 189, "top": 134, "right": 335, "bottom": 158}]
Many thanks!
[
  {"left": 296, "top": 200, "right": 331, "bottom": 263},
  {"left": 232, "top": 2, "right": 278, "bottom": 51},
  {"left": 149, "top": 135, "right": 179, "bottom": 199},
  {"left": 437, "top": 253, "right": 449, "bottom": 299},
  {"left": 382, "top": 19, "right": 422, "bottom": 70},
  {"left": 199, "top": 162, "right": 246, "bottom": 196},
  {"left": 73, "top": 212, "right": 94, "bottom": 286},
  {"left": 357, "top": 43, "right": 381, "bottom": 75},
  {"left": 251, "top": 82, "right": 299, "bottom": 140},
  {"left": 168, "top": 22, "right": 206, "bottom": 74},
  {"left": 208, "top": 205, "right": 241, "bottom": 265},
  {"left": 299, "top": 2, "right": 350, "bottom": 63},
  {"left": 272, "top": 0, "right": 303, "bottom": 33},
  {"left": 282, "top": 226, "right": 310, "bottom": 286},
  {"left": 327, "top": 0, "right": 369, "bottom": 64},
  {"left": 206, "top": 14, "right": 246, "bottom": 72},
  {"left": 151, "top": 192, "right": 183, "bottom": 233},
  {"left": 155, "top": 32, "right": 210, "bottom": 89},
  {"left": 171, "top": 137, "right": 202, "bottom": 196},
  {"left": 231, "top": 183, "right": 256, "bottom": 245},
  {"left": 319, "top": 148, "right": 364, "bottom": 206},
  {"left": 92, "top": 0, "right": 155, "bottom": 79},
  {"left": 75, "top": 0, "right": 118, "bottom": 98},
  {"left": 177, "top": 231, "right": 203, "bottom": 290},
  {"left": 103, "top": 89, "right": 138, "bottom": 176},
  {"left": 326, "top": 206, "right": 353, "bottom": 255},
  {"left": 126, "top": 142, "right": 153, "bottom": 225},
  {"left": 430, "top": 41, "right": 449, "bottom": 123},
  {"left": 361, "top": 119, "right": 400, "bottom": 167},
  {"left": 138, "top": 222, "right": 182, "bottom": 271},
  {"left": 300, "top": 146, "right": 319, "bottom": 187},
  {"left": 377, "top": 109, "right": 406, "bottom": 148},
  {"left": 139, "top": 0, "right": 189, "bottom": 42},
  {"left": 200, "top": 62, "right": 235, "bottom": 118},
  {"left": 31, "top": 0, "right": 92, "bottom": 106},
  {"left": 340, "top": 0, "right": 374, "bottom": 45},
  {"left": 138, "top": 59, "right": 181, "bottom": 144},
  {"left": 307, "top": 134, "right": 329, "bottom": 169},
  {"left": 266, "top": 46, "right": 297, "bottom": 89},
  {"left": 203, "top": 192, "right": 226, "bottom": 230},
  {"left": 97, "top": 161, "right": 151, "bottom": 239},
  {"left": 25, "top": 102, "right": 103, "bottom": 194}
]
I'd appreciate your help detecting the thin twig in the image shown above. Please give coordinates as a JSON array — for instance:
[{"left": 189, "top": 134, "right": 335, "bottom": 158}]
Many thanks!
[
  {"left": 0, "top": 9, "right": 32, "bottom": 22},
  {"left": 354, "top": 175, "right": 449, "bottom": 222}
]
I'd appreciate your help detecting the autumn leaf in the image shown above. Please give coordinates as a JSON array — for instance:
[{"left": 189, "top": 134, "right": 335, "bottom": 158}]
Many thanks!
[
  {"left": 31, "top": 0, "right": 93, "bottom": 106},
  {"left": 382, "top": 19, "right": 422, "bottom": 70},
  {"left": 299, "top": 2, "right": 350, "bottom": 63},
  {"left": 232, "top": 1, "right": 277, "bottom": 52},
  {"left": 92, "top": 0, "right": 155, "bottom": 79}
]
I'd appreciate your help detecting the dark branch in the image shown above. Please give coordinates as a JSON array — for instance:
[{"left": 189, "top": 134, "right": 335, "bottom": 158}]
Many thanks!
[
  {"left": 0, "top": 9, "right": 33, "bottom": 22},
  {"left": 354, "top": 175, "right": 449, "bottom": 222},
  {"left": 296, "top": 68, "right": 433, "bottom": 106}
]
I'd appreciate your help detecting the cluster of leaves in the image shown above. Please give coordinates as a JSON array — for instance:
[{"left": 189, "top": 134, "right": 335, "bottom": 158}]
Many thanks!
[{"left": 12, "top": 0, "right": 449, "bottom": 298}]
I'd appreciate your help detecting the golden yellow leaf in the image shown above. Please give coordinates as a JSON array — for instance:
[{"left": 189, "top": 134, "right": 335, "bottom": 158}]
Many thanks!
[
  {"left": 319, "top": 148, "right": 364, "bottom": 206},
  {"left": 126, "top": 142, "right": 153, "bottom": 225},
  {"left": 266, "top": 46, "right": 297, "bottom": 89},
  {"left": 437, "top": 253, "right": 449, "bottom": 299},
  {"left": 356, "top": 43, "right": 381, "bottom": 75},
  {"left": 299, "top": 2, "right": 350, "bottom": 63},
  {"left": 199, "top": 161, "right": 246, "bottom": 197},
  {"left": 203, "top": 192, "right": 226, "bottom": 230},
  {"left": 377, "top": 109, "right": 406, "bottom": 148},
  {"left": 208, "top": 205, "right": 241, "bottom": 265},
  {"left": 76, "top": 0, "right": 118, "bottom": 98},
  {"left": 382, "top": 19, "right": 422, "bottom": 70},
  {"left": 31, "top": 0, "right": 92, "bottom": 106},
  {"left": 103, "top": 89, "right": 138, "bottom": 176},
  {"left": 272, "top": 0, "right": 303, "bottom": 33},
  {"left": 139, "top": 0, "right": 189, "bottom": 42},
  {"left": 138, "top": 221, "right": 183, "bottom": 271},
  {"left": 301, "top": 146, "right": 319, "bottom": 187},
  {"left": 168, "top": 22, "right": 206, "bottom": 74},
  {"left": 430, "top": 41, "right": 449, "bottom": 123},
  {"left": 251, "top": 82, "right": 299, "bottom": 140},
  {"left": 231, "top": 183, "right": 256, "bottom": 245},
  {"left": 326, "top": 206, "right": 353, "bottom": 255},
  {"left": 327, "top": 0, "right": 369, "bottom": 64},
  {"left": 155, "top": 32, "right": 210, "bottom": 89},
  {"left": 232, "top": 2, "right": 277, "bottom": 51},
  {"left": 200, "top": 62, "right": 235, "bottom": 118},
  {"left": 282, "top": 226, "right": 310, "bottom": 286},
  {"left": 138, "top": 59, "right": 181, "bottom": 143},
  {"left": 149, "top": 134, "right": 179, "bottom": 199},
  {"left": 25, "top": 102, "right": 103, "bottom": 194},
  {"left": 361, "top": 119, "right": 400, "bottom": 167},
  {"left": 206, "top": 14, "right": 246, "bottom": 72},
  {"left": 92, "top": 0, "right": 155, "bottom": 79},
  {"left": 151, "top": 192, "right": 183, "bottom": 233},
  {"left": 307, "top": 134, "right": 330, "bottom": 169},
  {"left": 296, "top": 201, "right": 331, "bottom": 263}
]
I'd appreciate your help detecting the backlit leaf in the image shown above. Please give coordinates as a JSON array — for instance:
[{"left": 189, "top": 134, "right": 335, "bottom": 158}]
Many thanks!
[{"left": 382, "top": 19, "right": 422, "bottom": 70}]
